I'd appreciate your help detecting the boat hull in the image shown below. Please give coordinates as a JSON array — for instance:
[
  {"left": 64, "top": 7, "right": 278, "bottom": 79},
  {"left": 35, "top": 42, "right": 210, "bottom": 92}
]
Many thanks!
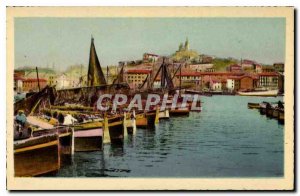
[
  {"left": 159, "top": 109, "right": 170, "bottom": 119},
  {"left": 169, "top": 109, "right": 190, "bottom": 116},
  {"left": 14, "top": 134, "right": 60, "bottom": 177},
  {"left": 238, "top": 90, "right": 278, "bottom": 97},
  {"left": 248, "top": 103, "right": 260, "bottom": 109},
  {"left": 278, "top": 110, "right": 284, "bottom": 124},
  {"left": 74, "top": 128, "right": 103, "bottom": 152}
]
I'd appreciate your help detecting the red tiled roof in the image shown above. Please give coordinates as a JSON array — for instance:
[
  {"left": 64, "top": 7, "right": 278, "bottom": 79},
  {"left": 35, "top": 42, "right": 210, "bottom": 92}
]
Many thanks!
[
  {"left": 228, "top": 74, "right": 259, "bottom": 80},
  {"left": 24, "top": 78, "right": 47, "bottom": 82},
  {"left": 14, "top": 76, "right": 25, "bottom": 81},
  {"left": 176, "top": 72, "right": 202, "bottom": 77},
  {"left": 177, "top": 71, "right": 260, "bottom": 77},
  {"left": 126, "top": 69, "right": 152, "bottom": 74},
  {"left": 198, "top": 72, "right": 244, "bottom": 76},
  {"left": 258, "top": 72, "right": 279, "bottom": 76}
]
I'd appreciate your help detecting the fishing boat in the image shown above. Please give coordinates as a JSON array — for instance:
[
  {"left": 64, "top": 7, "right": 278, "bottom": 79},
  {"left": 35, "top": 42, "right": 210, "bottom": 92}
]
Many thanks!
[
  {"left": 73, "top": 121, "right": 103, "bottom": 151},
  {"left": 14, "top": 133, "right": 60, "bottom": 177},
  {"left": 259, "top": 102, "right": 267, "bottom": 115},
  {"left": 105, "top": 115, "right": 125, "bottom": 144},
  {"left": 33, "top": 126, "right": 73, "bottom": 156},
  {"left": 248, "top": 102, "right": 260, "bottom": 109},
  {"left": 278, "top": 108, "right": 284, "bottom": 123},
  {"left": 238, "top": 89, "right": 278, "bottom": 97},
  {"left": 266, "top": 103, "right": 275, "bottom": 117},
  {"left": 159, "top": 109, "right": 170, "bottom": 119},
  {"left": 135, "top": 108, "right": 159, "bottom": 129},
  {"left": 169, "top": 107, "right": 190, "bottom": 116},
  {"left": 272, "top": 108, "right": 279, "bottom": 118}
]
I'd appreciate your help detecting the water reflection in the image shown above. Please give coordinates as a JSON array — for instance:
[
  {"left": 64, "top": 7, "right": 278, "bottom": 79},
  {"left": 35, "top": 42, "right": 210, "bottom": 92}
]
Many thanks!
[{"left": 51, "top": 96, "right": 284, "bottom": 177}]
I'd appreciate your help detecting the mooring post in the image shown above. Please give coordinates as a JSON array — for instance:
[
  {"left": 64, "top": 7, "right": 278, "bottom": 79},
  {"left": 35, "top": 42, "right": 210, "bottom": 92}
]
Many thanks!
[
  {"left": 132, "top": 110, "right": 137, "bottom": 135},
  {"left": 123, "top": 112, "right": 128, "bottom": 138},
  {"left": 155, "top": 106, "right": 160, "bottom": 124},
  {"left": 103, "top": 114, "right": 111, "bottom": 144},
  {"left": 165, "top": 108, "right": 170, "bottom": 118},
  {"left": 71, "top": 122, "right": 75, "bottom": 155}
]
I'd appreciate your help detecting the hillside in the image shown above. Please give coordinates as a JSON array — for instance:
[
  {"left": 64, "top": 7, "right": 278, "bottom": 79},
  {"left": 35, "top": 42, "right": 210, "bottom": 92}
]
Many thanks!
[{"left": 212, "top": 58, "right": 238, "bottom": 71}]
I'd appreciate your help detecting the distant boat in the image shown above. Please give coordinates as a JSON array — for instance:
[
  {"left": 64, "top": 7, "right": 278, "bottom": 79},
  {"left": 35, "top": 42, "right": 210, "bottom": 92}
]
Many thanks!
[
  {"left": 238, "top": 89, "right": 278, "bottom": 97},
  {"left": 247, "top": 102, "right": 260, "bottom": 109}
]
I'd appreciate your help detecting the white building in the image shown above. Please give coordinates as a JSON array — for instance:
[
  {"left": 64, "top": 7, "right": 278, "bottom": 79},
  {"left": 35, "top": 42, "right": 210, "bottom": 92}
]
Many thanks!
[
  {"left": 189, "top": 63, "right": 214, "bottom": 72},
  {"left": 211, "top": 81, "right": 222, "bottom": 91},
  {"left": 226, "top": 79, "right": 235, "bottom": 91},
  {"left": 56, "top": 74, "right": 71, "bottom": 89}
]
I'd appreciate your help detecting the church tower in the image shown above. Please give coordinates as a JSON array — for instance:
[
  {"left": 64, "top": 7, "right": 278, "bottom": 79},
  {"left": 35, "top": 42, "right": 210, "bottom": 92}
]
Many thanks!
[{"left": 184, "top": 37, "right": 189, "bottom": 51}]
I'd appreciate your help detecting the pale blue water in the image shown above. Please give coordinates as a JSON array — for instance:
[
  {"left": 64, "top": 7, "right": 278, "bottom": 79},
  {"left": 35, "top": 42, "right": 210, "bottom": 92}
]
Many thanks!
[{"left": 52, "top": 96, "right": 284, "bottom": 177}]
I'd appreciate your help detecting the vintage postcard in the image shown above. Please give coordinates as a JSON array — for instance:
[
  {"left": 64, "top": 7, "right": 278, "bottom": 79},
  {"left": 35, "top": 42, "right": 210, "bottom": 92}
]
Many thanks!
[{"left": 6, "top": 7, "right": 294, "bottom": 190}]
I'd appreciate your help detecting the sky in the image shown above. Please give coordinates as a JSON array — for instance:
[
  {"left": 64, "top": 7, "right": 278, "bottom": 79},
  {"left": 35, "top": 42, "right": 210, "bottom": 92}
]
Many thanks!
[{"left": 14, "top": 17, "right": 285, "bottom": 70}]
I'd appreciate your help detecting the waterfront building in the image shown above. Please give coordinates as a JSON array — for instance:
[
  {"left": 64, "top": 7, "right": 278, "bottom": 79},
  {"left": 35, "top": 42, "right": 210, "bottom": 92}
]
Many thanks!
[
  {"left": 199, "top": 72, "right": 244, "bottom": 89},
  {"left": 258, "top": 72, "right": 279, "bottom": 89},
  {"left": 17, "top": 67, "right": 57, "bottom": 86},
  {"left": 227, "top": 64, "right": 242, "bottom": 72},
  {"left": 255, "top": 63, "right": 263, "bottom": 73},
  {"left": 261, "top": 65, "right": 275, "bottom": 73},
  {"left": 176, "top": 72, "right": 202, "bottom": 88},
  {"left": 125, "top": 69, "right": 152, "bottom": 89},
  {"left": 205, "top": 68, "right": 216, "bottom": 72},
  {"left": 227, "top": 74, "right": 258, "bottom": 91},
  {"left": 226, "top": 78, "right": 235, "bottom": 92},
  {"left": 278, "top": 73, "right": 284, "bottom": 93},
  {"left": 189, "top": 63, "right": 214, "bottom": 72},
  {"left": 22, "top": 78, "right": 47, "bottom": 92},
  {"left": 211, "top": 80, "right": 223, "bottom": 91},
  {"left": 241, "top": 59, "right": 256, "bottom": 70},
  {"left": 239, "top": 75, "right": 257, "bottom": 90},
  {"left": 14, "top": 73, "right": 24, "bottom": 92},
  {"left": 143, "top": 53, "right": 160, "bottom": 62},
  {"left": 273, "top": 63, "right": 284, "bottom": 73}
]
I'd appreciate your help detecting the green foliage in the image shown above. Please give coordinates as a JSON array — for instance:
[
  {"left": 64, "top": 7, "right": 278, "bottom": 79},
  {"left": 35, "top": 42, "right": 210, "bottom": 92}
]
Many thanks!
[
  {"left": 172, "top": 50, "right": 199, "bottom": 62},
  {"left": 212, "top": 58, "right": 238, "bottom": 71}
]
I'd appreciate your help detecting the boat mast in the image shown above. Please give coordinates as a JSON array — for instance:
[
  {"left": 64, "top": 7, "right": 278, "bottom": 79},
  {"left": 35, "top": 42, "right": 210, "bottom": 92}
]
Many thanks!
[
  {"left": 36, "top": 67, "right": 40, "bottom": 92},
  {"left": 179, "top": 63, "right": 182, "bottom": 96}
]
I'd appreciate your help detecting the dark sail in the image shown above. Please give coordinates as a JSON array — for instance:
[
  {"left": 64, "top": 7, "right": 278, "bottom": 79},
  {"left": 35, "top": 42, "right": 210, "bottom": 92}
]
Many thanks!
[
  {"left": 113, "top": 65, "right": 124, "bottom": 84},
  {"left": 87, "top": 37, "right": 107, "bottom": 86}
]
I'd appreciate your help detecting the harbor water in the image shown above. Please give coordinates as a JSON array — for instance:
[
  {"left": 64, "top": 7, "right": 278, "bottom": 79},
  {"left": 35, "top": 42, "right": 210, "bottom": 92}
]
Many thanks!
[{"left": 48, "top": 96, "right": 284, "bottom": 177}]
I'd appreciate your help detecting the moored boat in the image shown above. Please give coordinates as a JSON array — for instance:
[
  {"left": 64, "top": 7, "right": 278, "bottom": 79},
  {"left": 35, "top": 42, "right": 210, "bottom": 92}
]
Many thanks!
[
  {"left": 259, "top": 103, "right": 267, "bottom": 115},
  {"left": 159, "top": 109, "right": 170, "bottom": 119},
  {"left": 272, "top": 108, "right": 279, "bottom": 118},
  {"left": 135, "top": 108, "right": 159, "bottom": 129},
  {"left": 169, "top": 106, "right": 190, "bottom": 116},
  {"left": 74, "top": 127, "right": 103, "bottom": 151},
  {"left": 248, "top": 102, "right": 260, "bottom": 109},
  {"left": 103, "top": 115, "right": 125, "bottom": 144},
  {"left": 238, "top": 89, "right": 278, "bottom": 97},
  {"left": 14, "top": 134, "right": 60, "bottom": 177},
  {"left": 266, "top": 103, "right": 275, "bottom": 118},
  {"left": 278, "top": 108, "right": 284, "bottom": 124}
]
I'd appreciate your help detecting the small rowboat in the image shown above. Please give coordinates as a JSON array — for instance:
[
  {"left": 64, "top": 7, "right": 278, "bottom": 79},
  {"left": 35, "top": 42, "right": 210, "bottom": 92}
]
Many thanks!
[
  {"left": 278, "top": 108, "right": 284, "bottom": 124},
  {"left": 238, "top": 89, "right": 278, "bottom": 97},
  {"left": 248, "top": 102, "right": 260, "bottom": 109},
  {"left": 259, "top": 103, "right": 267, "bottom": 115}
]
